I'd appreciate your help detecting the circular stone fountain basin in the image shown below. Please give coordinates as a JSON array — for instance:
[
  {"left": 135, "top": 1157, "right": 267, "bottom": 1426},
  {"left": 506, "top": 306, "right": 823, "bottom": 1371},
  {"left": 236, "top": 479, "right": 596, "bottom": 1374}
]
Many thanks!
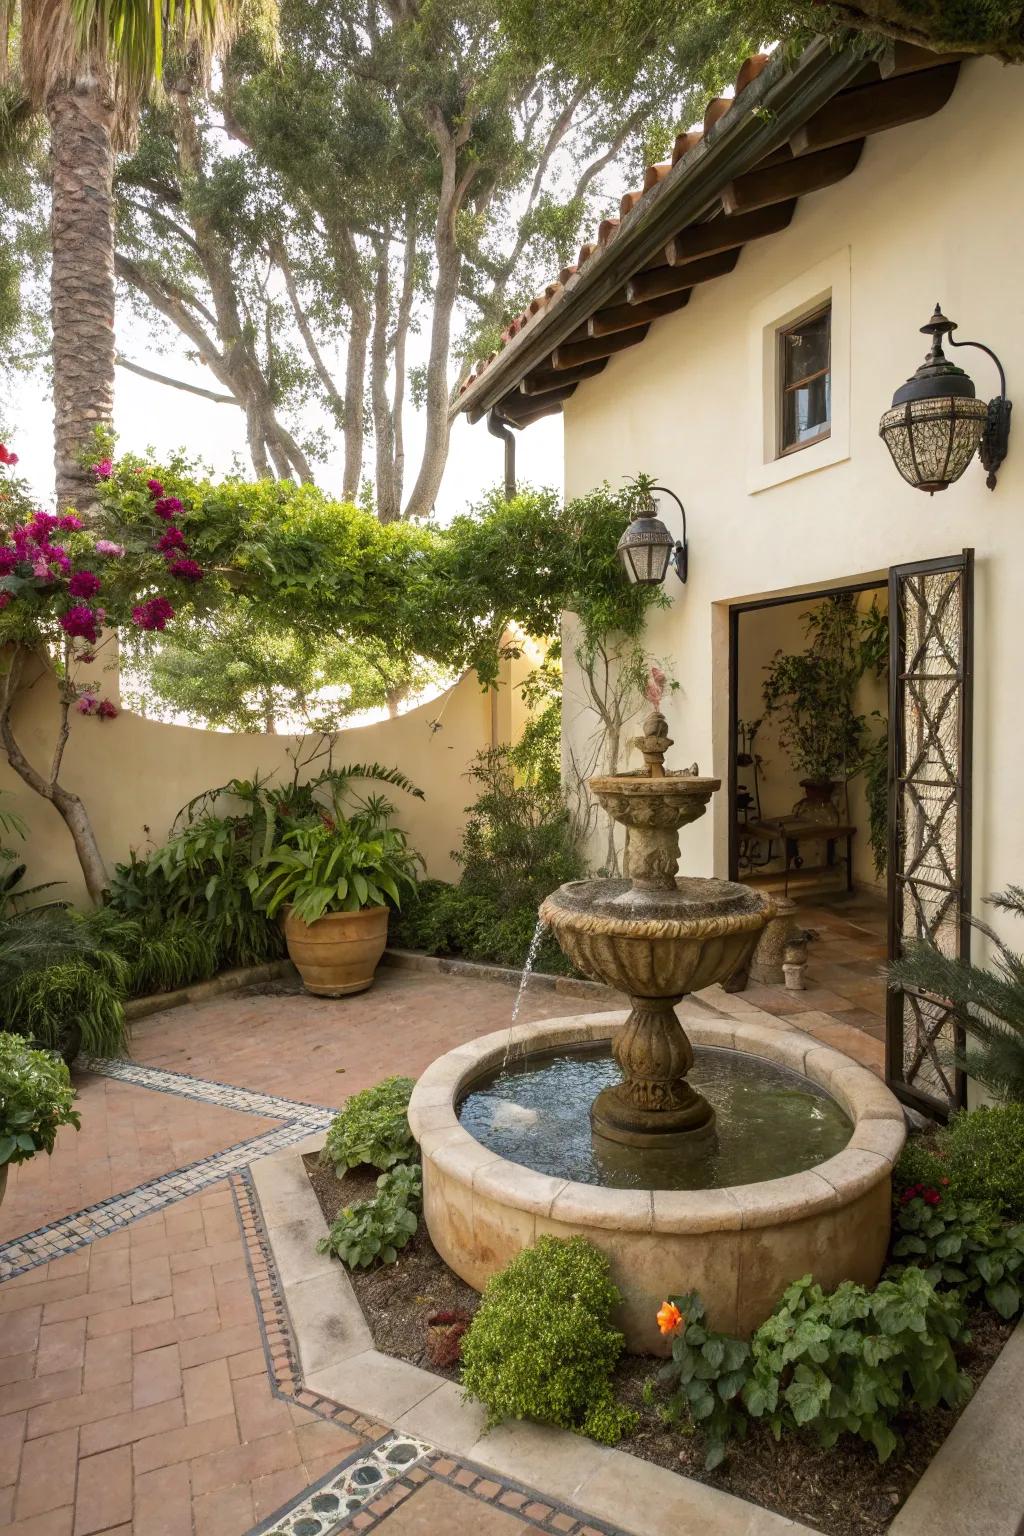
[{"left": 408, "top": 1012, "right": 906, "bottom": 1354}]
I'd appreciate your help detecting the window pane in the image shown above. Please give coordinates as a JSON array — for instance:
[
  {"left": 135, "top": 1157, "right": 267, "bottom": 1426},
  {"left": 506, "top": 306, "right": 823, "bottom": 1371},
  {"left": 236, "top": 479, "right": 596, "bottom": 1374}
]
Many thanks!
[
  {"left": 783, "top": 373, "right": 831, "bottom": 447},
  {"left": 783, "top": 307, "right": 829, "bottom": 385}
]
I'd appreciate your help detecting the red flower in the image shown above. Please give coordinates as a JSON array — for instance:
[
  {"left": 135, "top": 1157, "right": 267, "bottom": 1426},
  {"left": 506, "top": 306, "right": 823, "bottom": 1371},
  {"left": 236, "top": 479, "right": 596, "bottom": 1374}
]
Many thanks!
[
  {"left": 131, "top": 595, "right": 175, "bottom": 631},
  {"left": 153, "top": 497, "right": 183, "bottom": 520},
  {"left": 68, "top": 570, "right": 101, "bottom": 599},
  {"left": 0, "top": 444, "right": 18, "bottom": 466},
  {"left": 146, "top": 479, "right": 165, "bottom": 498},
  {"left": 96, "top": 699, "right": 118, "bottom": 720},
  {"left": 168, "top": 557, "right": 203, "bottom": 584},
  {"left": 60, "top": 604, "right": 101, "bottom": 644},
  {"left": 156, "top": 527, "right": 187, "bottom": 552}
]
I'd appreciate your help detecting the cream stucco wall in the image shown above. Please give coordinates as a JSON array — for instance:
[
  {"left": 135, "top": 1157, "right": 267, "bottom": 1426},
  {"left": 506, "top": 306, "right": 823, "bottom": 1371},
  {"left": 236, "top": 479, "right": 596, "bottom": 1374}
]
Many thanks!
[
  {"left": 0, "top": 661, "right": 527, "bottom": 908},
  {"left": 561, "top": 56, "right": 1021, "bottom": 937}
]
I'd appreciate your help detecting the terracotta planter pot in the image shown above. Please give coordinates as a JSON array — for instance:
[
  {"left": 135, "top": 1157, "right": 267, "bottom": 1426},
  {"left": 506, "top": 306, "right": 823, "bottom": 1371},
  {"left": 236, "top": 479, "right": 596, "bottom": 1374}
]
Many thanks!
[{"left": 283, "top": 906, "right": 390, "bottom": 997}]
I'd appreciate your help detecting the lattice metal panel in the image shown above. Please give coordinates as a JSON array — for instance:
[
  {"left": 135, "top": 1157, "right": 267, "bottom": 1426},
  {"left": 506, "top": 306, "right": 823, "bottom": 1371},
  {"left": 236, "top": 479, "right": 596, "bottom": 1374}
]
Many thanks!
[{"left": 887, "top": 555, "right": 973, "bottom": 1115}]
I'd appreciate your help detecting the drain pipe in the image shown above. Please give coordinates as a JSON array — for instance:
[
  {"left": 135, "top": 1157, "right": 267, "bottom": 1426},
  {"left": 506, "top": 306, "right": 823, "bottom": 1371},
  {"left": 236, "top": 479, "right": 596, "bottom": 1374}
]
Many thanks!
[{"left": 487, "top": 408, "right": 516, "bottom": 500}]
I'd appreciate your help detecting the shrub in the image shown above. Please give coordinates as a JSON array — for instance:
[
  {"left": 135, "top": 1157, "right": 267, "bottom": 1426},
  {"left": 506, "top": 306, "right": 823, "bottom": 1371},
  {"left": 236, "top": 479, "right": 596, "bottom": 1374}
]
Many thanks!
[
  {"left": 0, "top": 908, "right": 128, "bottom": 1058},
  {"left": 83, "top": 908, "right": 219, "bottom": 998},
  {"left": 653, "top": 1292, "right": 751, "bottom": 1469},
  {"left": 390, "top": 743, "right": 584, "bottom": 975},
  {"left": 743, "top": 1270, "right": 970, "bottom": 1463},
  {"left": 891, "top": 1187, "right": 1024, "bottom": 1318},
  {"left": 460, "top": 1235, "right": 638, "bottom": 1445},
  {"left": 316, "top": 1163, "right": 422, "bottom": 1269},
  {"left": 893, "top": 1134, "right": 947, "bottom": 1195},
  {"left": 0, "top": 1031, "right": 80, "bottom": 1167},
  {"left": 945, "top": 1105, "right": 1024, "bottom": 1220},
  {"left": 321, "top": 1076, "right": 416, "bottom": 1174}
]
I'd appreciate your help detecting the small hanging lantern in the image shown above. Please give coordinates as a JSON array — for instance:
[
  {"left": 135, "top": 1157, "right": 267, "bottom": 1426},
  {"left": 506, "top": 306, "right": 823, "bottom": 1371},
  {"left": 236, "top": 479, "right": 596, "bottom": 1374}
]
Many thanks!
[
  {"left": 616, "top": 485, "right": 688, "bottom": 586},
  {"left": 879, "top": 304, "right": 1011, "bottom": 493}
]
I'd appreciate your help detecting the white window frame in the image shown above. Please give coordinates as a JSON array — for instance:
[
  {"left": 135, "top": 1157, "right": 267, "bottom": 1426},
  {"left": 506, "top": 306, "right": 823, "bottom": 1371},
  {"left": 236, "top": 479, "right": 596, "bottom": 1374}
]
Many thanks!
[{"left": 746, "top": 247, "right": 851, "bottom": 494}]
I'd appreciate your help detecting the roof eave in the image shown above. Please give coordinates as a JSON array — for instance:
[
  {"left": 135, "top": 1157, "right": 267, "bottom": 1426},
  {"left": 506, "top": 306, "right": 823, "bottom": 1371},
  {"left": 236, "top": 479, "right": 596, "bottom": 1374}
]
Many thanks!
[{"left": 458, "top": 36, "right": 871, "bottom": 423}]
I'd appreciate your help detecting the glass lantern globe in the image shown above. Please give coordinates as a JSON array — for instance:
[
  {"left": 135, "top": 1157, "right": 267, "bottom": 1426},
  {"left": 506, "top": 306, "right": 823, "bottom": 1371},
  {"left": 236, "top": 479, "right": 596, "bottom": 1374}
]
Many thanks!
[
  {"left": 616, "top": 494, "right": 675, "bottom": 585},
  {"left": 879, "top": 306, "right": 990, "bottom": 494}
]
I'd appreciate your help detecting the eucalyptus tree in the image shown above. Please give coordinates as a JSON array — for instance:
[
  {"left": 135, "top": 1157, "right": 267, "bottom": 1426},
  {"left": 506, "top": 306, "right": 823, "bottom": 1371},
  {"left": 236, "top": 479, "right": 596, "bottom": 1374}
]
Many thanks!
[{"left": 1, "top": 0, "right": 239, "bottom": 509}]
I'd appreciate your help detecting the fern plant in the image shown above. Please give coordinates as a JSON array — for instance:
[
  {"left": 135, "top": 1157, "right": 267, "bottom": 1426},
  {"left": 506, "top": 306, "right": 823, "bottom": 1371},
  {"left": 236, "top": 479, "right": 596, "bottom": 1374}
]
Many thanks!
[{"left": 888, "top": 887, "right": 1024, "bottom": 1101}]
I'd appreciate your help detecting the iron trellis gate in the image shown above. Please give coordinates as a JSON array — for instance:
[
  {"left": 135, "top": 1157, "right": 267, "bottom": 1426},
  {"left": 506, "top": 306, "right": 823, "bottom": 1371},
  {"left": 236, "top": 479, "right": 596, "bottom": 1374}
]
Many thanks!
[{"left": 886, "top": 550, "right": 974, "bottom": 1117}]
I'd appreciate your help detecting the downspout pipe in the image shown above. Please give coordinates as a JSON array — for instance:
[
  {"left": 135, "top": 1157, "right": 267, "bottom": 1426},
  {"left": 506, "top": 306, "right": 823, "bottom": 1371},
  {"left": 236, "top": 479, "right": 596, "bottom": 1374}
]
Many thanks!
[{"left": 487, "top": 408, "right": 516, "bottom": 500}]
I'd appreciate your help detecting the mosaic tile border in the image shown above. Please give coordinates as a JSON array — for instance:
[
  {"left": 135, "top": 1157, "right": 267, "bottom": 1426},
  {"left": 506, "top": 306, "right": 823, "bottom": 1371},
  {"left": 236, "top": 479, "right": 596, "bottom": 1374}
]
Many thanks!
[
  {"left": 233, "top": 1169, "right": 627, "bottom": 1536},
  {"left": 250, "top": 1436, "right": 434, "bottom": 1536},
  {"left": 0, "top": 1058, "right": 334, "bottom": 1281}
]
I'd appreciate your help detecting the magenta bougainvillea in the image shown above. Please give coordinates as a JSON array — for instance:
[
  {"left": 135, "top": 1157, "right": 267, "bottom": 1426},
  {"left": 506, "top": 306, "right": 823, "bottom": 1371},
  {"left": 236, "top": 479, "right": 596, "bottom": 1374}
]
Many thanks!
[{"left": 0, "top": 447, "right": 204, "bottom": 722}]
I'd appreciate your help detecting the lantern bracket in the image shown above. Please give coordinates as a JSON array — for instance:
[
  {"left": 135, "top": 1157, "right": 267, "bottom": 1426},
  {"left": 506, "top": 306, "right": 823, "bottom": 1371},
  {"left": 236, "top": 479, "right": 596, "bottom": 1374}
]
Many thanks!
[
  {"left": 946, "top": 333, "right": 1012, "bottom": 490},
  {"left": 650, "top": 484, "right": 689, "bottom": 584}
]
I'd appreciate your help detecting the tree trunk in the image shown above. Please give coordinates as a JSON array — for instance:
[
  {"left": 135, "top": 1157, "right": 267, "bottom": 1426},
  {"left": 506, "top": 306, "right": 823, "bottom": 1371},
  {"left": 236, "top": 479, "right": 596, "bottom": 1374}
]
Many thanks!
[
  {"left": 48, "top": 80, "right": 116, "bottom": 513},
  {"left": 343, "top": 295, "right": 369, "bottom": 502},
  {"left": 370, "top": 248, "right": 399, "bottom": 523}
]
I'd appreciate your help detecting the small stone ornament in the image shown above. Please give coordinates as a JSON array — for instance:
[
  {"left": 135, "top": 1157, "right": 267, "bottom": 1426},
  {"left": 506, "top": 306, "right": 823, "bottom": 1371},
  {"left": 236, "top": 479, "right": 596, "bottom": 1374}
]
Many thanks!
[
  {"left": 782, "top": 934, "right": 808, "bottom": 991},
  {"left": 639, "top": 710, "right": 673, "bottom": 777}
]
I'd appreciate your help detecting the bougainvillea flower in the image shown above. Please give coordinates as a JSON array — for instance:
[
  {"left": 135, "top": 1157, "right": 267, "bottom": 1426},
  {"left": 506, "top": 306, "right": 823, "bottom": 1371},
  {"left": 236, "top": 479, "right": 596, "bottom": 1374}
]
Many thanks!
[
  {"left": 96, "top": 699, "right": 118, "bottom": 720},
  {"left": 29, "top": 512, "right": 59, "bottom": 539},
  {"left": 131, "top": 595, "right": 175, "bottom": 631},
  {"left": 156, "top": 527, "right": 186, "bottom": 552},
  {"left": 76, "top": 694, "right": 98, "bottom": 715},
  {"left": 68, "top": 570, "right": 102, "bottom": 599},
  {"left": 153, "top": 496, "right": 183, "bottom": 520},
  {"left": 0, "top": 591, "right": 11, "bottom": 610},
  {"left": 168, "top": 557, "right": 203, "bottom": 583},
  {"left": 656, "top": 1301, "right": 684, "bottom": 1335},
  {"left": 90, "top": 459, "right": 113, "bottom": 480},
  {"left": 60, "top": 604, "right": 101, "bottom": 643},
  {"left": 32, "top": 556, "right": 54, "bottom": 580},
  {"left": 146, "top": 478, "right": 164, "bottom": 498},
  {"left": 58, "top": 514, "right": 83, "bottom": 531},
  {"left": 0, "top": 444, "right": 18, "bottom": 466},
  {"left": 95, "top": 540, "right": 125, "bottom": 558},
  {"left": 0, "top": 547, "right": 17, "bottom": 574}
]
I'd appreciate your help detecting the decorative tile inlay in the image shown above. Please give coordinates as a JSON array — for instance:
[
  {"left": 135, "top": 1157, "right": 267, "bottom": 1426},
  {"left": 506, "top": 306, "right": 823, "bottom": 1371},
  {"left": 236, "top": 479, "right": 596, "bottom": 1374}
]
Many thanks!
[
  {"left": 252, "top": 1437, "right": 433, "bottom": 1535},
  {"left": 0, "top": 1057, "right": 334, "bottom": 1281}
]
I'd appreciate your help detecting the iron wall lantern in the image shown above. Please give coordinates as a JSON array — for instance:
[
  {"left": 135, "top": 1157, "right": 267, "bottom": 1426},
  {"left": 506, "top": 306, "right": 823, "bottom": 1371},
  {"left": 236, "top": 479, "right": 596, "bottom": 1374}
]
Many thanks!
[
  {"left": 616, "top": 484, "right": 688, "bottom": 586},
  {"left": 879, "top": 304, "right": 1012, "bottom": 493}
]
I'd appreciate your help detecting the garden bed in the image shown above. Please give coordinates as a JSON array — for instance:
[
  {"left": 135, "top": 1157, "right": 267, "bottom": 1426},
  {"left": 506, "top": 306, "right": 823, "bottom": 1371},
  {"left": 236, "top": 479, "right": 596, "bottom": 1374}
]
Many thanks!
[{"left": 304, "top": 1155, "right": 1014, "bottom": 1536}]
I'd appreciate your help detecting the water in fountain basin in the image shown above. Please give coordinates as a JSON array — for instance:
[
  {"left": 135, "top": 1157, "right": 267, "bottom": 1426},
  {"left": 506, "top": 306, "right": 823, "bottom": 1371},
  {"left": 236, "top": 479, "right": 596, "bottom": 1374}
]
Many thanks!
[{"left": 458, "top": 1044, "right": 852, "bottom": 1191}]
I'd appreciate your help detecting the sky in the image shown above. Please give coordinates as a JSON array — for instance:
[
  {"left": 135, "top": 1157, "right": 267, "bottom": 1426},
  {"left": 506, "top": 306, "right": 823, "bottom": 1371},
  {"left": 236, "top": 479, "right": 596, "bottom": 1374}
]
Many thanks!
[{"left": 5, "top": 289, "right": 565, "bottom": 525}]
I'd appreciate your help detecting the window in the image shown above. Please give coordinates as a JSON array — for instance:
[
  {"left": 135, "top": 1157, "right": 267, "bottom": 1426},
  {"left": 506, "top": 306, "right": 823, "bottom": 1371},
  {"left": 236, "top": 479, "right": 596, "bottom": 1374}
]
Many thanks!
[{"left": 778, "top": 303, "right": 831, "bottom": 456}]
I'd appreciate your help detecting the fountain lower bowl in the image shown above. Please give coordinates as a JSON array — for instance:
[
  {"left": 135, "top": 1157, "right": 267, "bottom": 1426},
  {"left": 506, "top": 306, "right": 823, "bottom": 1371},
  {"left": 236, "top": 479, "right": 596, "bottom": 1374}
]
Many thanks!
[{"left": 408, "top": 1012, "right": 905, "bottom": 1353}]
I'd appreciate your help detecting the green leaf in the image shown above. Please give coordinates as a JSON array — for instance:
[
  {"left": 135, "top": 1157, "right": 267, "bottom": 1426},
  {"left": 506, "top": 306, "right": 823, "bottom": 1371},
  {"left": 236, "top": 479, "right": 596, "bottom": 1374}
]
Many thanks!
[{"left": 986, "top": 1280, "right": 1021, "bottom": 1319}]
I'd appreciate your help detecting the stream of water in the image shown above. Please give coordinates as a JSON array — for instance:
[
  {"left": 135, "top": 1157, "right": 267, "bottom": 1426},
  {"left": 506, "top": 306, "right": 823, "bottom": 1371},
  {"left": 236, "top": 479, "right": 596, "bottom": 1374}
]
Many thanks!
[{"left": 511, "top": 917, "right": 547, "bottom": 1024}]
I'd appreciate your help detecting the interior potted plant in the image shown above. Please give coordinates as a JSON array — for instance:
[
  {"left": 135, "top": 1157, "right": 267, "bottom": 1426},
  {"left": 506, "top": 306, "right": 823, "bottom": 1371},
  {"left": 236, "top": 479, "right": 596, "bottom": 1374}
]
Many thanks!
[
  {"left": 0, "top": 1031, "right": 81, "bottom": 1208},
  {"left": 251, "top": 796, "right": 422, "bottom": 996}
]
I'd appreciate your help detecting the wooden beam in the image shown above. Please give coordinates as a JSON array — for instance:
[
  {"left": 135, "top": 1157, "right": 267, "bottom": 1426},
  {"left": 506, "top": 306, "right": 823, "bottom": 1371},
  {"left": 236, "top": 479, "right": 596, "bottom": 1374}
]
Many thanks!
[
  {"left": 500, "top": 381, "right": 577, "bottom": 414},
  {"left": 550, "top": 325, "right": 650, "bottom": 372},
  {"left": 879, "top": 42, "right": 965, "bottom": 79},
  {"left": 721, "top": 139, "right": 863, "bottom": 215},
  {"left": 789, "top": 64, "right": 959, "bottom": 156},
  {"left": 588, "top": 291, "right": 689, "bottom": 338},
  {"left": 664, "top": 201, "right": 796, "bottom": 266},
  {"left": 626, "top": 249, "right": 738, "bottom": 306},
  {"left": 499, "top": 397, "right": 569, "bottom": 427},
  {"left": 520, "top": 359, "right": 608, "bottom": 396}
]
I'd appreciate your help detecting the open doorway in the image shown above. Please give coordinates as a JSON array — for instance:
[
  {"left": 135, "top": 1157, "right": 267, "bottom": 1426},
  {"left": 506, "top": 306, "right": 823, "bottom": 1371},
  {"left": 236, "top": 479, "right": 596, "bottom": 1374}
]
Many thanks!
[{"left": 728, "top": 581, "right": 889, "bottom": 1036}]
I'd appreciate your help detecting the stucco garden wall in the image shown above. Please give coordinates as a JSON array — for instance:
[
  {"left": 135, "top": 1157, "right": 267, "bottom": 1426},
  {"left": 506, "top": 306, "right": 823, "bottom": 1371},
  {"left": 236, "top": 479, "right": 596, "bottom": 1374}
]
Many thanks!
[
  {"left": 0, "top": 661, "right": 525, "bottom": 907},
  {"left": 560, "top": 56, "right": 1021, "bottom": 943}
]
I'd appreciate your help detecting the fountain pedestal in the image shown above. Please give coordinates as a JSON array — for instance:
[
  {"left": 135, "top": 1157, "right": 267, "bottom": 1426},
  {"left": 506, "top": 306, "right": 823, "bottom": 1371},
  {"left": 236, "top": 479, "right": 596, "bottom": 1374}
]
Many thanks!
[{"left": 540, "top": 711, "right": 773, "bottom": 1147}]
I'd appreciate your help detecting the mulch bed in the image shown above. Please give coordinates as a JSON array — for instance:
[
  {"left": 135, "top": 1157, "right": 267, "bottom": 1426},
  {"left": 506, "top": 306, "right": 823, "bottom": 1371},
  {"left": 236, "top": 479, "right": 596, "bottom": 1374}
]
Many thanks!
[{"left": 304, "top": 1156, "right": 1013, "bottom": 1536}]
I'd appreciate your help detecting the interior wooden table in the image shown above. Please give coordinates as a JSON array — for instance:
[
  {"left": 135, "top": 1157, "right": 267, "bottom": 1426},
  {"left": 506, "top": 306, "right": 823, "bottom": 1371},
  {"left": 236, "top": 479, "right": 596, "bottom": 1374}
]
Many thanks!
[{"left": 742, "top": 816, "right": 857, "bottom": 896}]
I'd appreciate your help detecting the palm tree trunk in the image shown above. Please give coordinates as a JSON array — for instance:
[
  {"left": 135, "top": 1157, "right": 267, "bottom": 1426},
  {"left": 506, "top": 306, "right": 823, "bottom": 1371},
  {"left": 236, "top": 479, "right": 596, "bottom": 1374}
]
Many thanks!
[{"left": 48, "top": 80, "right": 116, "bottom": 513}]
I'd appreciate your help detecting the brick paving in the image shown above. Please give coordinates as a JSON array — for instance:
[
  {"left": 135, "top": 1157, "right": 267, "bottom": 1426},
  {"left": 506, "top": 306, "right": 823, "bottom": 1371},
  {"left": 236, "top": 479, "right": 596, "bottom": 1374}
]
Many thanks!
[
  {"left": 0, "top": 965, "right": 878, "bottom": 1533},
  {"left": 0, "top": 972, "right": 621, "bottom": 1535}
]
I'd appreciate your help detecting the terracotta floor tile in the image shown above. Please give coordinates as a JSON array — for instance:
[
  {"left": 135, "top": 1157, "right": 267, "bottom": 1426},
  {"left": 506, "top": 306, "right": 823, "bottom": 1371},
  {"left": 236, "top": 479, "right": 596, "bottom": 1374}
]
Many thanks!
[
  {"left": 72, "top": 1445, "right": 132, "bottom": 1536},
  {"left": 189, "top": 1428, "right": 301, "bottom": 1496},
  {"left": 79, "top": 1396, "right": 184, "bottom": 1457},
  {"left": 35, "top": 1320, "right": 87, "bottom": 1377},
  {"left": 131, "top": 1344, "right": 182, "bottom": 1409},
  {"left": 182, "top": 1358, "right": 234, "bottom": 1425},
  {"left": 83, "top": 1332, "right": 132, "bottom": 1392},
  {"left": 132, "top": 1411, "right": 239, "bottom": 1476},
  {"left": 0, "top": 1406, "right": 27, "bottom": 1484},
  {"left": 191, "top": 1480, "right": 255, "bottom": 1536},
  {"left": 26, "top": 1385, "right": 128, "bottom": 1440},
  {"left": 133, "top": 1460, "right": 193, "bottom": 1536},
  {"left": 376, "top": 1479, "right": 531, "bottom": 1533},
  {"left": 14, "top": 1428, "right": 78, "bottom": 1519}
]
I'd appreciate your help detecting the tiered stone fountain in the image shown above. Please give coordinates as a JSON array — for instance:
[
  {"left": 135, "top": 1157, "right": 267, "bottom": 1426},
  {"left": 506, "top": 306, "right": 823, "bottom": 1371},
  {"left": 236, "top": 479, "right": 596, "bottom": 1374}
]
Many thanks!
[{"left": 409, "top": 713, "right": 905, "bottom": 1352}]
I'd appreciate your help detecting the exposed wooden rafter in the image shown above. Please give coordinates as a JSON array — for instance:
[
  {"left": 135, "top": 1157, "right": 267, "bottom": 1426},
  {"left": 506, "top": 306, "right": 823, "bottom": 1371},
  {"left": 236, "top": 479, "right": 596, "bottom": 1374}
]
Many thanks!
[
  {"left": 550, "top": 325, "right": 650, "bottom": 372},
  {"left": 790, "top": 64, "right": 959, "bottom": 155},
  {"left": 626, "top": 249, "right": 739, "bottom": 306},
  {"left": 520, "top": 359, "right": 608, "bottom": 395},
  {"left": 664, "top": 201, "right": 797, "bottom": 266},
  {"left": 721, "top": 139, "right": 864, "bottom": 215},
  {"left": 588, "top": 291, "right": 689, "bottom": 338}
]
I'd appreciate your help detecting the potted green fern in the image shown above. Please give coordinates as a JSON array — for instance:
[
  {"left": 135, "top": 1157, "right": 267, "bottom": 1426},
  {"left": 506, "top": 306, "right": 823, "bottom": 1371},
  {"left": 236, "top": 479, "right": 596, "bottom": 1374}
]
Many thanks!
[{"left": 251, "top": 797, "right": 421, "bottom": 996}]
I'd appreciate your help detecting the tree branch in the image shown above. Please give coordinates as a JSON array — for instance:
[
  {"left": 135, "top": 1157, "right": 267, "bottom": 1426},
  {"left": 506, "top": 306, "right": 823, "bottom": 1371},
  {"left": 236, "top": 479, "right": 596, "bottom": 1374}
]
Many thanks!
[{"left": 115, "top": 353, "right": 237, "bottom": 403}]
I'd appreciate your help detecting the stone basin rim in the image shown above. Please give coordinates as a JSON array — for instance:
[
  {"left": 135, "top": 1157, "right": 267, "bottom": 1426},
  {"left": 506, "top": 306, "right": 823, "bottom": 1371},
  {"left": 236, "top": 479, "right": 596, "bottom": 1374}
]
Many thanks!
[{"left": 408, "top": 1012, "right": 906, "bottom": 1236}]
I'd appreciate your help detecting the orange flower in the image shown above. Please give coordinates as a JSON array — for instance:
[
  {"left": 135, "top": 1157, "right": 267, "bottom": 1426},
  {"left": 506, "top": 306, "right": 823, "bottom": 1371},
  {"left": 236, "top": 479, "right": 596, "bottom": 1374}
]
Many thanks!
[{"left": 657, "top": 1301, "right": 683, "bottom": 1335}]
